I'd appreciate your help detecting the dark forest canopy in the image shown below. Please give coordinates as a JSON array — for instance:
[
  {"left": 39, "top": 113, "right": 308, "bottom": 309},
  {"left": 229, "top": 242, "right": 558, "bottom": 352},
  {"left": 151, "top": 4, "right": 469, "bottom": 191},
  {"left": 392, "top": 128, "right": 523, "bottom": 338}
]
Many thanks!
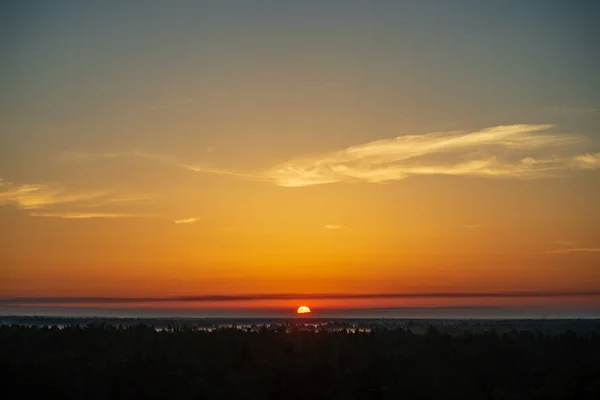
[
  {"left": 1, "top": 323, "right": 600, "bottom": 399},
  {"left": 3, "top": 315, "right": 600, "bottom": 334}
]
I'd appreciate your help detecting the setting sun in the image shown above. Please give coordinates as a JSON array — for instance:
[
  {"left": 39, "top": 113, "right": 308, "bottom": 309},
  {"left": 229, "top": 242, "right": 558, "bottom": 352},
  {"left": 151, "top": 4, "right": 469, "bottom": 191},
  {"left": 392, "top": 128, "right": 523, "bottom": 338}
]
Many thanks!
[{"left": 297, "top": 306, "right": 311, "bottom": 314}]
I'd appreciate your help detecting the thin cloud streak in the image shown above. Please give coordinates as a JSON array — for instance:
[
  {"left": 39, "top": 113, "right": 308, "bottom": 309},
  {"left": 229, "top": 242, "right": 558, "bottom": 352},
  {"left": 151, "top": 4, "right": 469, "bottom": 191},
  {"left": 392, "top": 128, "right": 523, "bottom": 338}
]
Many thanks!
[
  {"left": 83, "top": 195, "right": 156, "bottom": 208},
  {"left": 545, "top": 248, "right": 600, "bottom": 254},
  {"left": 28, "top": 212, "right": 150, "bottom": 219},
  {"left": 324, "top": 224, "right": 343, "bottom": 230},
  {"left": 267, "top": 124, "right": 599, "bottom": 187},
  {"left": 3, "top": 291, "right": 600, "bottom": 305},
  {"left": 133, "top": 150, "right": 270, "bottom": 182},
  {"left": 62, "top": 124, "right": 599, "bottom": 188},
  {"left": 0, "top": 179, "right": 110, "bottom": 209},
  {"left": 0, "top": 179, "right": 155, "bottom": 218},
  {"left": 62, "top": 151, "right": 268, "bottom": 182},
  {"left": 174, "top": 217, "right": 198, "bottom": 224}
]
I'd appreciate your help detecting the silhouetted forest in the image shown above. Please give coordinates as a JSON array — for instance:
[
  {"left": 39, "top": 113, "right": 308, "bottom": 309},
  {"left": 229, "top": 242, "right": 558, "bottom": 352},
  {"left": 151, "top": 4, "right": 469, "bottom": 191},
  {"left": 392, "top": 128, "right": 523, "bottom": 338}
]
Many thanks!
[{"left": 1, "top": 323, "right": 600, "bottom": 399}]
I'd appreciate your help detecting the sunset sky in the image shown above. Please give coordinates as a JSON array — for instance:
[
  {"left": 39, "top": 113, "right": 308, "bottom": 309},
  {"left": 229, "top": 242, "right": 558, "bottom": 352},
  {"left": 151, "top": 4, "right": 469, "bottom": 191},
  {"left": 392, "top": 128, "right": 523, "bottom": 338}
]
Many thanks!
[{"left": 1, "top": 1, "right": 599, "bottom": 317}]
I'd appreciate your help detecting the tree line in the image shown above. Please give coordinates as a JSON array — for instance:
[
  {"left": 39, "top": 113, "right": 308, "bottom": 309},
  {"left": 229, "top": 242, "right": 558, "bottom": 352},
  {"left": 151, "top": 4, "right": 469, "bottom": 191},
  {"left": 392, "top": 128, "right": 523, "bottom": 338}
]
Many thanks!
[{"left": 1, "top": 323, "right": 599, "bottom": 399}]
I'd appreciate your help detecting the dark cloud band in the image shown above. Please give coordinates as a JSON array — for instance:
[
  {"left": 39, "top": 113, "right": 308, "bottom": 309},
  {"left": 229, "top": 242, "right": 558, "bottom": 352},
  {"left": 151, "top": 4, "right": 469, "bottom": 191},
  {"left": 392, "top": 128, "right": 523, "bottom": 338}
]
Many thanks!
[{"left": 3, "top": 291, "right": 600, "bottom": 305}]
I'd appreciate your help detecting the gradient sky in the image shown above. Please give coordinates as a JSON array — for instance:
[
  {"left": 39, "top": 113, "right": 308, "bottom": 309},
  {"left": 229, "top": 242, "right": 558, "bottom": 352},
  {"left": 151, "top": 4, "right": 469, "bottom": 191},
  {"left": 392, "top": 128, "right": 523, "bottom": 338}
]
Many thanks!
[{"left": 1, "top": 1, "right": 599, "bottom": 316}]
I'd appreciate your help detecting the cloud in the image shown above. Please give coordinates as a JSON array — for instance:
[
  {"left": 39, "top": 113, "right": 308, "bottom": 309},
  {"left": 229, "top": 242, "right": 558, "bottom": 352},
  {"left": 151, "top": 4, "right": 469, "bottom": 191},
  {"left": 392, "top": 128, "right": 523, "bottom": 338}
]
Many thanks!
[
  {"left": 62, "top": 150, "right": 267, "bottom": 182},
  {"left": 544, "top": 240, "right": 600, "bottom": 254},
  {"left": 0, "top": 179, "right": 154, "bottom": 218},
  {"left": 266, "top": 124, "right": 599, "bottom": 187},
  {"left": 545, "top": 248, "right": 600, "bottom": 254},
  {"left": 179, "top": 163, "right": 265, "bottom": 180},
  {"left": 128, "top": 151, "right": 230, "bottom": 177},
  {"left": 83, "top": 195, "right": 156, "bottom": 207},
  {"left": 2, "top": 291, "right": 599, "bottom": 305},
  {"left": 174, "top": 217, "right": 198, "bottom": 224},
  {"left": 61, "top": 124, "right": 599, "bottom": 188},
  {"left": 136, "top": 151, "right": 265, "bottom": 181},
  {"left": 573, "top": 153, "right": 600, "bottom": 169},
  {"left": 29, "top": 212, "right": 148, "bottom": 219},
  {"left": 0, "top": 179, "right": 110, "bottom": 209},
  {"left": 324, "top": 224, "right": 343, "bottom": 230}
]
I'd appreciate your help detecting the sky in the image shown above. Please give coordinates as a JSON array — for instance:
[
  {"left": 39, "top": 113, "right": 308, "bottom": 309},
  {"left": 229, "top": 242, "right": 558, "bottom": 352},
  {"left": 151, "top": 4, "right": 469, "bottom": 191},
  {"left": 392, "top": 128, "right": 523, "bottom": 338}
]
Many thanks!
[{"left": 1, "top": 1, "right": 599, "bottom": 318}]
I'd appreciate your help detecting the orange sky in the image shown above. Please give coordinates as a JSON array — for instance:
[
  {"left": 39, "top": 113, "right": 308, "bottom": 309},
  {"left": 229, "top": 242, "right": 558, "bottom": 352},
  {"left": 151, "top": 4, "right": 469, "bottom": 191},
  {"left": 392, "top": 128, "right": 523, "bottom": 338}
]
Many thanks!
[{"left": 1, "top": 2, "right": 600, "bottom": 316}]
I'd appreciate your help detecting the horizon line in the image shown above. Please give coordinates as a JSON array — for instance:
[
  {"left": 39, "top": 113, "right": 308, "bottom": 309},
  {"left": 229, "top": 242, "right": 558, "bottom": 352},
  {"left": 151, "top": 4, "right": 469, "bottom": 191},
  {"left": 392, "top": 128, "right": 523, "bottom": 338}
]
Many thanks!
[{"left": 2, "top": 290, "right": 600, "bottom": 304}]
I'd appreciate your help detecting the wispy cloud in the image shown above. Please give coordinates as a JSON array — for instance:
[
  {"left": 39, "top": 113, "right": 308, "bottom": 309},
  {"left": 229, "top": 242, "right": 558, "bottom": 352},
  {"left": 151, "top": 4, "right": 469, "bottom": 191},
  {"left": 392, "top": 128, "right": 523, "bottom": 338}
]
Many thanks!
[
  {"left": 324, "top": 224, "right": 343, "bottom": 230},
  {"left": 62, "top": 151, "right": 267, "bottom": 182},
  {"left": 2, "top": 291, "right": 600, "bottom": 305},
  {"left": 29, "top": 212, "right": 148, "bottom": 219},
  {"left": 61, "top": 124, "right": 599, "bottom": 188},
  {"left": 0, "top": 179, "right": 110, "bottom": 209},
  {"left": 0, "top": 179, "right": 154, "bottom": 218},
  {"left": 573, "top": 153, "right": 600, "bottom": 169},
  {"left": 266, "top": 124, "right": 599, "bottom": 187},
  {"left": 136, "top": 150, "right": 265, "bottom": 181},
  {"left": 545, "top": 248, "right": 600, "bottom": 255},
  {"left": 83, "top": 195, "right": 156, "bottom": 208},
  {"left": 174, "top": 217, "right": 198, "bottom": 224},
  {"left": 544, "top": 240, "right": 600, "bottom": 254}
]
